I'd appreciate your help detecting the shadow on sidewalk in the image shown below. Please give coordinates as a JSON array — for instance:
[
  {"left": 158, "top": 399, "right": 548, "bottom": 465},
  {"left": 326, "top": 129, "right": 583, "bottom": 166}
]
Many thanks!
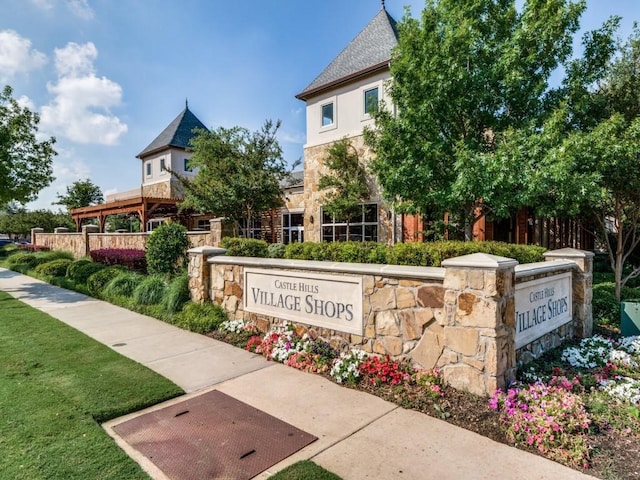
[{"left": 0, "top": 269, "right": 94, "bottom": 305}]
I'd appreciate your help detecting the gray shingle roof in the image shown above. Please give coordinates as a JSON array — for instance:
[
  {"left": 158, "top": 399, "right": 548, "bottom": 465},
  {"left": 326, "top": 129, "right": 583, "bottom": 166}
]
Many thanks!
[
  {"left": 296, "top": 8, "right": 398, "bottom": 100},
  {"left": 280, "top": 170, "right": 304, "bottom": 188},
  {"left": 137, "top": 105, "right": 208, "bottom": 158}
]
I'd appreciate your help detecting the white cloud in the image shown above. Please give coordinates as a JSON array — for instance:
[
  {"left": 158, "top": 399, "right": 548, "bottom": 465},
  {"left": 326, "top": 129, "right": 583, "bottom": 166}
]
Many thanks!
[
  {"left": 29, "top": 0, "right": 54, "bottom": 10},
  {"left": 41, "top": 42, "right": 128, "bottom": 145},
  {"left": 67, "top": 0, "right": 94, "bottom": 20},
  {"left": 54, "top": 41, "right": 96, "bottom": 77},
  {"left": 0, "top": 30, "right": 47, "bottom": 82},
  {"left": 16, "top": 95, "right": 35, "bottom": 110}
]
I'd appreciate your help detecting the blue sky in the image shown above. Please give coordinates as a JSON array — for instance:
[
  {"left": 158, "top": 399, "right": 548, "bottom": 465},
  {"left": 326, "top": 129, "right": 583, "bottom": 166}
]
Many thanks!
[{"left": 1, "top": 0, "right": 639, "bottom": 210}]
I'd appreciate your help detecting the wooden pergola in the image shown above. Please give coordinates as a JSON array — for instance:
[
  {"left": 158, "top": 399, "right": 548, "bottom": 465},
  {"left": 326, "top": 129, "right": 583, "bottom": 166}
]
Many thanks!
[{"left": 69, "top": 197, "right": 181, "bottom": 232}]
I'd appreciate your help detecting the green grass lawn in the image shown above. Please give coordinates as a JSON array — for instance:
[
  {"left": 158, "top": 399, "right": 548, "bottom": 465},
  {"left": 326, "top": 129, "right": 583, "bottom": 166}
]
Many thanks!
[
  {"left": 268, "top": 461, "right": 342, "bottom": 480},
  {"left": 0, "top": 290, "right": 184, "bottom": 480}
]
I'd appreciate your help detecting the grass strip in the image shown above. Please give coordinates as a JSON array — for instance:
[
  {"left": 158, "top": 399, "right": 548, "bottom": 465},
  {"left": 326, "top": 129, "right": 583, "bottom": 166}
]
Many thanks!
[
  {"left": 0, "top": 290, "right": 184, "bottom": 480},
  {"left": 268, "top": 460, "right": 342, "bottom": 480}
]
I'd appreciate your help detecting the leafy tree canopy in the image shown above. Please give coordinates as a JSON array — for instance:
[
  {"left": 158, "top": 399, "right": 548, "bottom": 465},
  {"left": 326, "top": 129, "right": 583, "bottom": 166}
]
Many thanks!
[
  {"left": 365, "top": 0, "right": 587, "bottom": 239},
  {"left": 175, "top": 119, "right": 291, "bottom": 237},
  {"left": 54, "top": 178, "right": 104, "bottom": 211},
  {"left": 521, "top": 26, "right": 640, "bottom": 299},
  {"left": 0, "top": 85, "right": 56, "bottom": 204},
  {"left": 0, "top": 209, "right": 74, "bottom": 237}
]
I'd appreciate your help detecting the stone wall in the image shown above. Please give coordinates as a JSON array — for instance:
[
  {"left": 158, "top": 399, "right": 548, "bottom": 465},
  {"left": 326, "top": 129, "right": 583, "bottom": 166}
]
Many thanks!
[
  {"left": 302, "top": 135, "right": 392, "bottom": 243},
  {"left": 33, "top": 228, "right": 212, "bottom": 258},
  {"left": 187, "top": 248, "right": 593, "bottom": 396}
]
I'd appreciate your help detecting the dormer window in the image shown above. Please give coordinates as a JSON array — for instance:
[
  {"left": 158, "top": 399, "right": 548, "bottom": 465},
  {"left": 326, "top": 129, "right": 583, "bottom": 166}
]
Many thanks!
[
  {"left": 321, "top": 102, "right": 334, "bottom": 127},
  {"left": 160, "top": 158, "right": 166, "bottom": 173},
  {"left": 364, "top": 87, "right": 379, "bottom": 115},
  {"left": 146, "top": 162, "right": 152, "bottom": 177}
]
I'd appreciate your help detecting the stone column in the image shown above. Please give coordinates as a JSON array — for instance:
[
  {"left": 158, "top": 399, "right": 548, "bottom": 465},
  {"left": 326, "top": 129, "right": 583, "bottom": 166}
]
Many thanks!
[
  {"left": 187, "top": 246, "right": 227, "bottom": 303},
  {"left": 82, "top": 225, "right": 99, "bottom": 257},
  {"left": 30, "top": 227, "right": 44, "bottom": 246},
  {"left": 441, "top": 253, "right": 517, "bottom": 396},
  {"left": 54, "top": 227, "right": 69, "bottom": 234},
  {"left": 543, "top": 248, "right": 594, "bottom": 338}
]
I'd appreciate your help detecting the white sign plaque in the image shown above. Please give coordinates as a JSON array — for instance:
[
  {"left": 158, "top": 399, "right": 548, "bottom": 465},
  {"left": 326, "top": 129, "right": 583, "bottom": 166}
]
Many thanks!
[
  {"left": 515, "top": 272, "right": 572, "bottom": 348},
  {"left": 244, "top": 268, "right": 363, "bottom": 335}
]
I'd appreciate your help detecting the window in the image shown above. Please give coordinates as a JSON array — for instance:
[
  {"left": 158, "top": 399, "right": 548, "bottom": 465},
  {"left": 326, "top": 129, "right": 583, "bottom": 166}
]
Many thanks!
[
  {"left": 321, "top": 203, "right": 378, "bottom": 242},
  {"left": 146, "top": 162, "right": 152, "bottom": 177},
  {"left": 184, "top": 158, "right": 192, "bottom": 172},
  {"left": 364, "top": 87, "right": 379, "bottom": 115},
  {"left": 282, "top": 212, "right": 304, "bottom": 244},
  {"left": 160, "top": 158, "right": 166, "bottom": 173},
  {"left": 321, "top": 102, "right": 334, "bottom": 126},
  {"left": 239, "top": 217, "right": 262, "bottom": 239}
]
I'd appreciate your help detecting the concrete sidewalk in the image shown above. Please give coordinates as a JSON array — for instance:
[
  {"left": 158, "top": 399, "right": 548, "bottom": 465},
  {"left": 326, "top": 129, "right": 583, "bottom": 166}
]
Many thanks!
[{"left": 0, "top": 267, "right": 596, "bottom": 480}]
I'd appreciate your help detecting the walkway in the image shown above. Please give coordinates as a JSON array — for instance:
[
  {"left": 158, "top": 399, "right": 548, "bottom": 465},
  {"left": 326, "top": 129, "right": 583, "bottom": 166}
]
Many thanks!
[{"left": 0, "top": 267, "right": 596, "bottom": 480}]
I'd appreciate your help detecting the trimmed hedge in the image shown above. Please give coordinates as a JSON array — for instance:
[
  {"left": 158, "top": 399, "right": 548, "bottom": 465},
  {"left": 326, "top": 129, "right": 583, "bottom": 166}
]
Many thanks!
[
  {"left": 86, "top": 265, "right": 127, "bottom": 296},
  {"left": 67, "top": 261, "right": 106, "bottom": 284},
  {"left": 34, "top": 258, "right": 73, "bottom": 277},
  {"left": 222, "top": 238, "right": 269, "bottom": 258},
  {"left": 260, "top": 240, "right": 546, "bottom": 267},
  {"left": 90, "top": 248, "right": 146, "bottom": 272}
]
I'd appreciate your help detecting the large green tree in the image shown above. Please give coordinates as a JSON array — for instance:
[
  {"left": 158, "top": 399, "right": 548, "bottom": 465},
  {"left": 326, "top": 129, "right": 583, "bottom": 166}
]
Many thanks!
[
  {"left": 0, "top": 85, "right": 56, "bottom": 204},
  {"left": 318, "top": 138, "right": 371, "bottom": 241},
  {"left": 365, "top": 0, "right": 585, "bottom": 239},
  {"left": 522, "top": 26, "right": 640, "bottom": 299},
  {"left": 54, "top": 178, "right": 104, "bottom": 211},
  {"left": 175, "top": 119, "right": 290, "bottom": 238}
]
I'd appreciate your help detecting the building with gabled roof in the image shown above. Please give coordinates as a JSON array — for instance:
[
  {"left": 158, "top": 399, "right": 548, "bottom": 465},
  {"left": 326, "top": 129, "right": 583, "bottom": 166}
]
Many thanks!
[
  {"left": 69, "top": 103, "right": 210, "bottom": 232},
  {"left": 294, "top": 3, "right": 401, "bottom": 244}
]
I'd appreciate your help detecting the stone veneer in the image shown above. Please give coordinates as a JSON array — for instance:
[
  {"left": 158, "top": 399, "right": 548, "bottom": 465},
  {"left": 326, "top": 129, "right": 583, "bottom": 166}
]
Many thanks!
[
  {"left": 33, "top": 227, "right": 212, "bottom": 259},
  {"left": 302, "top": 135, "right": 392, "bottom": 243},
  {"left": 188, "top": 248, "right": 593, "bottom": 396}
]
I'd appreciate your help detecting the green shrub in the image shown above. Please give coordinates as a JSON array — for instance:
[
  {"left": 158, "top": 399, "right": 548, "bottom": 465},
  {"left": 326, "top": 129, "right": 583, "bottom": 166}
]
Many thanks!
[
  {"left": 6, "top": 252, "right": 39, "bottom": 268},
  {"left": 386, "top": 243, "right": 432, "bottom": 266},
  {"left": 145, "top": 222, "right": 190, "bottom": 275},
  {"left": 66, "top": 258, "right": 93, "bottom": 279},
  {"left": 173, "top": 302, "right": 227, "bottom": 334},
  {"left": 34, "top": 259, "right": 73, "bottom": 277},
  {"left": 592, "top": 282, "right": 619, "bottom": 325},
  {"left": 133, "top": 275, "right": 167, "bottom": 305},
  {"left": 267, "top": 242, "right": 286, "bottom": 259},
  {"left": 222, "top": 237, "right": 269, "bottom": 257},
  {"left": 162, "top": 273, "right": 190, "bottom": 313},
  {"left": 103, "top": 272, "right": 144, "bottom": 298},
  {"left": 86, "top": 266, "right": 127, "bottom": 297},
  {"left": 68, "top": 261, "right": 106, "bottom": 284}
]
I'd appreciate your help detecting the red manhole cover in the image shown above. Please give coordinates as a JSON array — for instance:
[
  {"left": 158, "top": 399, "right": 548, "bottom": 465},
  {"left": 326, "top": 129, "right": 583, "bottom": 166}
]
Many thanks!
[{"left": 113, "top": 389, "right": 317, "bottom": 480}]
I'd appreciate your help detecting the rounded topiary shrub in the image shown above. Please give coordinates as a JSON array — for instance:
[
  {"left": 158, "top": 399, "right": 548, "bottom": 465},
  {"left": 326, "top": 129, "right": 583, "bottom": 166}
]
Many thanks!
[
  {"left": 145, "top": 222, "right": 190, "bottom": 275},
  {"left": 173, "top": 302, "right": 227, "bottom": 334},
  {"left": 162, "top": 273, "right": 190, "bottom": 313},
  {"left": 103, "top": 272, "right": 144, "bottom": 298},
  {"left": 66, "top": 258, "right": 93, "bottom": 279},
  {"left": 86, "top": 266, "right": 127, "bottom": 297},
  {"left": 133, "top": 275, "right": 167, "bottom": 305},
  {"left": 34, "top": 258, "right": 73, "bottom": 277},
  {"left": 68, "top": 261, "right": 106, "bottom": 284}
]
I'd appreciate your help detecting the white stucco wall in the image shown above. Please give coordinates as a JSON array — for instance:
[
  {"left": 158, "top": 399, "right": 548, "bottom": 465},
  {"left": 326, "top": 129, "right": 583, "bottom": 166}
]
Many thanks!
[
  {"left": 141, "top": 147, "right": 198, "bottom": 186},
  {"left": 304, "top": 70, "right": 392, "bottom": 149}
]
